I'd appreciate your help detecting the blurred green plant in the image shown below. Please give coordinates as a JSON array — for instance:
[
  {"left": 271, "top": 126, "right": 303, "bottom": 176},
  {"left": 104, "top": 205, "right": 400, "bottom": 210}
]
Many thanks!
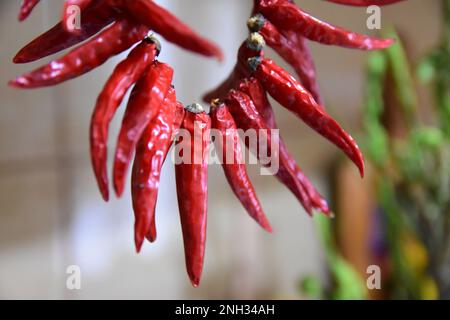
[
  {"left": 300, "top": 215, "right": 367, "bottom": 300},
  {"left": 361, "top": 0, "right": 450, "bottom": 299},
  {"left": 302, "top": 0, "right": 450, "bottom": 300}
]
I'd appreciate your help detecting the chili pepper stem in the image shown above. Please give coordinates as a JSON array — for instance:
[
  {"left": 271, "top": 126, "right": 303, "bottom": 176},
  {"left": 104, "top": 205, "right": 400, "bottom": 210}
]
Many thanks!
[
  {"left": 247, "top": 33, "right": 266, "bottom": 52},
  {"left": 185, "top": 103, "right": 205, "bottom": 114},
  {"left": 144, "top": 33, "right": 162, "bottom": 56},
  {"left": 247, "top": 14, "right": 265, "bottom": 33},
  {"left": 248, "top": 56, "right": 263, "bottom": 73}
]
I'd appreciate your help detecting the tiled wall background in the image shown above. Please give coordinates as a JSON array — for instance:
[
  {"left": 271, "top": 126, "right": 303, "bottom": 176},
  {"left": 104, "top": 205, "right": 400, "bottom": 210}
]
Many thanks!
[{"left": 0, "top": 0, "right": 439, "bottom": 299}]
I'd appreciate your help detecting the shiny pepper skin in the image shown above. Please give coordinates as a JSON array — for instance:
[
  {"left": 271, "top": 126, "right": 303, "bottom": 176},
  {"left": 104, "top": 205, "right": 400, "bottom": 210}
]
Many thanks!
[
  {"left": 147, "top": 101, "right": 186, "bottom": 244},
  {"left": 256, "top": 0, "right": 394, "bottom": 50},
  {"left": 14, "top": 0, "right": 222, "bottom": 64},
  {"left": 131, "top": 88, "right": 178, "bottom": 252},
  {"left": 10, "top": 19, "right": 149, "bottom": 88},
  {"left": 249, "top": 56, "right": 365, "bottom": 177},
  {"left": 114, "top": 61, "right": 174, "bottom": 197},
  {"left": 247, "top": 14, "right": 323, "bottom": 106},
  {"left": 175, "top": 105, "right": 211, "bottom": 287},
  {"left": 210, "top": 101, "right": 272, "bottom": 231},
  {"left": 10, "top": 0, "right": 410, "bottom": 287},
  {"left": 90, "top": 37, "right": 160, "bottom": 201},
  {"left": 225, "top": 90, "right": 314, "bottom": 213},
  {"left": 124, "top": 0, "right": 223, "bottom": 61},
  {"left": 14, "top": 1, "right": 117, "bottom": 64},
  {"left": 238, "top": 78, "right": 330, "bottom": 215},
  {"left": 139, "top": 101, "right": 186, "bottom": 245},
  {"left": 18, "top": 0, "right": 40, "bottom": 21}
]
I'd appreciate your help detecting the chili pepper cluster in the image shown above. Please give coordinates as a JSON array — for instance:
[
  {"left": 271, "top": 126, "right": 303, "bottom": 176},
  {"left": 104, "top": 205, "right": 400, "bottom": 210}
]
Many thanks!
[
  {"left": 204, "top": 0, "right": 404, "bottom": 217},
  {"left": 10, "top": 0, "right": 405, "bottom": 286}
]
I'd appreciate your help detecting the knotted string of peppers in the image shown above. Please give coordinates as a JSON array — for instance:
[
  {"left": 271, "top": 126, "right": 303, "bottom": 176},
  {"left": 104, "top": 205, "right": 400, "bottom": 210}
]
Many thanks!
[{"left": 10, "top": 0, "right": 406, "bottom": 286}]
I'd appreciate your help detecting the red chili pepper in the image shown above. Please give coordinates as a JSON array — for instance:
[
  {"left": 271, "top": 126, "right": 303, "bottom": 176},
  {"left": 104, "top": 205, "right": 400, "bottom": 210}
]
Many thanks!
[
  {"left": 123, "top": 0, "right": 223, "bottom": 61},
  {"left": 90, "top": 37, "right": 160, "bottom": 201},
  {"left": 62, "top": 0, "right": 93, "bottom": 32},
  {"left": 203, "top": 33, "right": 265, "bottom": 103},
  {"left": 131, "top": 87, "right": 178, "bottom": 252},
  {"left": 175, "top": 103, "right": 211, "bottom": 287},
  {"left": 113, "top": 61, "right": 174, "bottom": 197},
  {"left": 14, "top": 0, "right": 223, "bottom": 64},
  {"left": 9, "top": 20, "right": 148, "bottom": 89},
  {"left": 237, "top": 78, "right": 330, "bottom": 215},
  {"left": 210, "top": 100, "right": 272, "bottom": 231},
  {"left": 18, "top": 0, "right": 40, "bottom": 21},
  {"left": 225, "top": 90, "right": 313, "bottom": 214},
  {"left": 256, "top": 0, "right": 394, "bottom": 50},
  {"left": 248, "top": 14, "right": 323, "bottom": 106},
  {"left": 248, "top": 56, "right": 365, "bottom": 177},
  {"left": 286, "top": 34, "right": 324, "bottom": 107},
  {"left": 144, "top": 100, "right": 186, "bottom": 243},
  {"left": 326, "top": 0, "right": 405, "bottom": 5},
  {"left": 14, "top": 1, "right": 116, "bottom": 63}
]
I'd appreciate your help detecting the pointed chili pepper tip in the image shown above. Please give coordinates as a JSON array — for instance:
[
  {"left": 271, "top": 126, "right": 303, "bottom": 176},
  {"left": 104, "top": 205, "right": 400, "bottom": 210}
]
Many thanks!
[
  {"left": 261, "top": 221, "right": 273, "bottom": 233},
  {"left": 246, "top": 33, "right": 266, "bottom": 52},
  {"left": 13, "top": 55, "right": 24, "bottom": 64},
  {"left": 247, "top": 56, "right": 263, "bottom": 73},
  {"left": 135, "top": 236, "right": 144, "bottom": 254},
  {"left": 382, "top": 38, "right": 396, "bottom": 48},
  {"left": 8, "top": 78, "right": 28, "bottom": 89},
  {"left": 247, "top": 14, "right": 266, "bottom": 33},
  {"left": 189, "top": 275, "right": 201, "bottom": 287},
  {"left": 99, "top": 188, "right": 110, "bottom": 202},
  {"left": 216, "top": 50, "right": 225, "bottom": 63},
  {"left": 185, "top": 103, "right": 205, "bottom": 114},
  {"left": 13, "top": 50, "right": 32, "bottom": 64},
  {"left": 366, "top": 38, "right": 396, "bottom": 50},
  {"left": 359, "top": 161, "right": 365, "bottom": 178},
  {"left": 312, "top": 209, "right": 335, "bottom": 219},
  {"left": 146, "top": 233, "right": 157, "bottom": 243},
  {"left": 144, "top": 33, "right": 162, "bottom": 56}
]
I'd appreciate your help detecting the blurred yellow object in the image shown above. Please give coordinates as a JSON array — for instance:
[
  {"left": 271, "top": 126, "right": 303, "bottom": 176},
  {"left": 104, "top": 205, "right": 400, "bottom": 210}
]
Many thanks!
[
  {"left": 401, "top": 232, "right": 428, "bottom": 274},
  {"left": 420, "top": 276, "right": 439, "bottom": 300}
]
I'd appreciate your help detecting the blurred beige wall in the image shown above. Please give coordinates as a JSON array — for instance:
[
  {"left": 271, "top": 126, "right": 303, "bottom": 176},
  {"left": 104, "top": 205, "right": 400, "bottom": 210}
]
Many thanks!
[{"left": 0, "top": 0, "right": 440, "bottom": 299}]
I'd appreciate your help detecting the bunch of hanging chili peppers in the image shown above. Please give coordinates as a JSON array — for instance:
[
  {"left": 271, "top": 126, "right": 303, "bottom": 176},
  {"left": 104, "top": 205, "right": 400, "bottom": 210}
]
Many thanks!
[{"left": 10, "top": 0, "right": 406, "bottom": 286}]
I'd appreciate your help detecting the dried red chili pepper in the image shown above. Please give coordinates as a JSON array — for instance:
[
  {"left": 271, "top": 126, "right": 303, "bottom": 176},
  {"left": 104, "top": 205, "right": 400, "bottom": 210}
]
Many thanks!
[
  {"left": 14, "top": 1, "right": 116, "bottom": 63},
  {"left": 210, "top": 100, "right": 272, "bottom": 231},
  {"left": 237, "top": 78, "right": 330, "bottom": 214},
  {"left": 144, "top": 101, "right": 186, "bottom": 243},
  {"left": 123, "top": 0, "right": 223, "bottom": 61},
  {"left": 131, "top": 87, "right": 178, "bottom": 252},
  {"left": 15, "top": 0, "right": 222, "bottom": 63},
  {"left": 90, "top": 36, "right": 160, "bottom": 201},
  {"left": 10, "top": 20, "right": 148, "bottom": 88},
  {"left": 225, "top": 90, "right": 313, "bottom": 214},
  {"left": 175, "top": 103, "right": 211, "bottom": 287},
  {"left": 18, "top": 0, "right": 40, "bottom": 21},
  {"left": 8, "top": 0, "right": 414, "bottom": 287},
  {"left": 248, "top": 56, "right": 365, "bottom": 177},
  {"left": 113, "top": 61, "right": 174, "bottom": 197},
  {"left": 326, "top": 0, "right": 405, "bottom": 5},
  {"left": 203, "top": 33, "right": 265, "bottom": 103},
  {"left": 247, "top": 14, "right": 323, "bottom": 106},
  {"left": 255, "top": 0, "right": 394, "bottom": 50}
]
